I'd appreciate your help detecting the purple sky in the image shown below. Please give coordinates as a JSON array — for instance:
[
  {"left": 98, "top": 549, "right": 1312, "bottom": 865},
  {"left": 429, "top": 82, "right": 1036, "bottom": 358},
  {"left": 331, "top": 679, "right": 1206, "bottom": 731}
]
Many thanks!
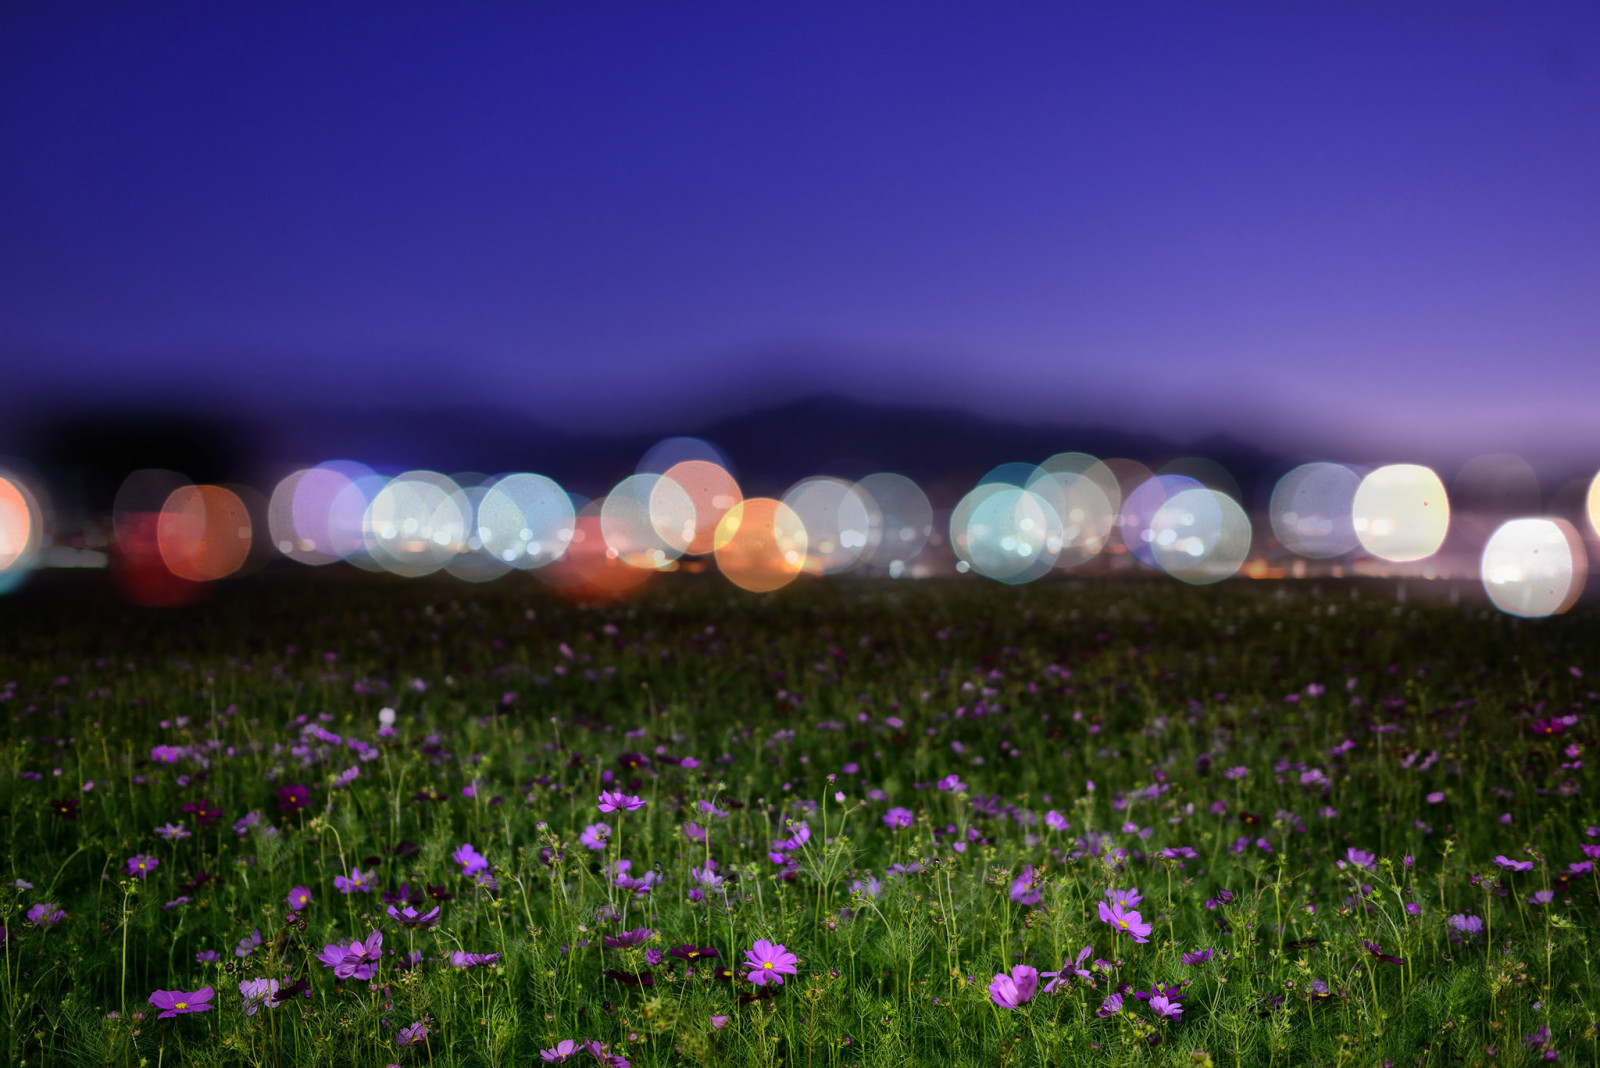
[{"left": 2, "top": 1, "right": 1598, "bottom": 461}]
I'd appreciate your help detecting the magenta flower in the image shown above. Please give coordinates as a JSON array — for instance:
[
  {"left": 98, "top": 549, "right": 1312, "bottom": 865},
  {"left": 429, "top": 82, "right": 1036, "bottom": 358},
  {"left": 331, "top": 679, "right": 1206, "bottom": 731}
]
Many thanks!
[
  {"left": 1181, "top": 948, "right": 1214, "bottom": 966},
  {"left": 1009, "top": 865, "right": 1042, "bottom": 905},
  {"left": 239, "top": 978, "right": 279, "bottom": 1016},
  {"left": 598, "top": 790, "right": 646, "bottom": 813},
  {"left": 125, "top": 854, "right": 159, "bottom": 879},
  {"left": 1149, "top": 994, "right": 1183, "bottom": 1021},
  {"left": 1103, "top": 887, "right": 1143, "bottom": 910},
  {"left": 883, "top": 807, "right": 914, "bottom": 829},
  {"left": 541, "top": 1040, "right": 584, "bottom": 1062},
  {"left": 1041, "top": 944, "right": 1094, "bottom": 993},
  {"left": 318, "top": 929, "right": 383, "bottom": 980},
  {"left": 1097, "top": 992, "right": 1123, "bottom": 1017},
  {"left": 397, "top": 1018, "right": 431, "bottom": 1047},
  {"left": 743, "top": 939, "right": 798, "bottom": 986},
  {"left": 453, "top": 843, "right": 489, "bottom": 875},
  {"left": 988, "top": 964, "right": 1039, "bottom": 1008},
  {"left": 450, "top": 951, "right": 502, "bottom": 969},
  {"left": 580, "top": 823, "right": 611, "bottom": 850},
  {"left": 603, "top": 928, "right": 654, "bottom": 949},
  {"left": 387, "top": 904, "right": 442, "bottom": 928},
  {"left": 286, "top": 885, "right": 312, "bottom": 910},
  {"left": 1097, "top": 900, "right": 1152, "bottom": 943},
  {"left": 26, "top": 903, "right": 66, "bottom": 926},
  {"left": 1493, "top": 855, "right": 1534, "bottom": 872},
  {"left": 276, "top": 784, "right": 310, "bottom": 813},
  {"left": 1343, "top": 848, "right": 1377, "bottom": 871},
  {"left": 148, "top": 986, "right": 214, "bottom": 1017},
  {"left": 334, "top": 867, "right": 375, "bottom": 893}
]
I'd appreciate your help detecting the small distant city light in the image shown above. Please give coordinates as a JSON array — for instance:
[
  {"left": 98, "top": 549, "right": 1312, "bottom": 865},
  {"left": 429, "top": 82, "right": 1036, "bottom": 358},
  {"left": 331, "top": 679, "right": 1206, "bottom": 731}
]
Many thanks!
[
  {"left": 1269, "top": 462, "right": 1362, "bottom": 559},
  {"left": 1351, "top": 464, "right": 1450, "bottom": 563},
  {"left": 1480, "top": 517, "right": 1587, "bottom": 618},
  {"left": 713, "top": 498, "right": 808, "bottom": 593}
]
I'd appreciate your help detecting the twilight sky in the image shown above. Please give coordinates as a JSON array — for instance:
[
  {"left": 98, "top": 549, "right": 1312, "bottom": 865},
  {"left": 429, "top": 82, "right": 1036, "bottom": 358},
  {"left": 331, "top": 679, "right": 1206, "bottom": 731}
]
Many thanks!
[{"left": 2, "top": 1, "right": 1598, "bottom": 463}]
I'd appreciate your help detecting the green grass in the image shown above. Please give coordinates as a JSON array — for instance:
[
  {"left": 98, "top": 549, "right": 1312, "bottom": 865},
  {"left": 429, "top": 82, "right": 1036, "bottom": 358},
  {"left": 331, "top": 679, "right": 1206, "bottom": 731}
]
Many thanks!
[{"left": 0, "top": 571, "right": 1597, "bottom": 1067}]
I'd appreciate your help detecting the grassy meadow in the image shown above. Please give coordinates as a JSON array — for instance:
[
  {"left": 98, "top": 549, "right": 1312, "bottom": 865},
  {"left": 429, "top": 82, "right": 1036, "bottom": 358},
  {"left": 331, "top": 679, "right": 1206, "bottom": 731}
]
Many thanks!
[{"left": 0, "top": 571, "right": 1597, "bottom": 1067}]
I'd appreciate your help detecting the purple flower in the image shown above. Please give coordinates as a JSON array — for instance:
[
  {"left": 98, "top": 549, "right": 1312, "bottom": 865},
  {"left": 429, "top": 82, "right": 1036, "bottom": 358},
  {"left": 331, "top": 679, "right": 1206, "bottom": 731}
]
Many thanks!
[
  {"left": 669, "top": 944, "right": 718, "bottom": 962},
  {"left": 155, "top": 822, "right": 191, "bottom": 841},
  {"left": 1182, "top": 948, "right": 1214, "bottom": 966},
  {"left": 989, "top": 964, "right": 1039, "bottom": 1008},
  {"left": 883, "top": 807, "right": 914, "bottom": 829},
  {"left": 1104, "top": 887, "right": 1143, "bottom": 910},
  {"left": 1097, "top": 993, "right": 1123, "bottom": 1017},
  {"left": 453, "top": 843, "right": 489, "bottom": 875},
  {"left": 1041, "top": 944, "right": 1094, "bottom": 993},
  {"left": 1044, "top": 810, "right": 1070, "bottom": 832},
  {"left": 580, "top": 823, "right": 611, "bottom": 851},
  {"left": 397, "top": 1018, "right": 431, "bottom": 1047},
  {"left": 603, "top": 928, "right": 654, "bottom": 949},
  {"left": 286, "top": 886, "right": 312, "bottom": 910},
  {"left": 542, "top": 1040, "right": 584, "bottom": 1063},
  {"left": 276, "top": 784, "right": 310, "bottom": 813},
  {"left": 1448, "top": 914, "right": 1485, "bottom": 937},
  {"left": 235, "top": 929, "right": 263, "bottom": 958},
  {"left": 1343, "top": 848, "right": 1377, "bottom": 871},
  {"left": 1149, "top": 994, "right": 1183, "bottom": 1020},
  {"left": 598, "top": 791, "right": 646, "bottom": 813},
  {"left": 1363, "top": 940, "right": 1403, "bottom": 965},
  {"left": 239, "top": 978, "right": 279, "bottom": 1016},
  {"left": 1097, "top": 901, "right": 1152, "bottom": 943},
  {"left": 318, "top": 929, "right": 383, "bottom": 980},
  {"left": 450, "top": 951, "right": 502, "bottom": 969},
  {"left": 125, "top": 854, "right": 159, "bottom": 880},
  {"left": 148, "top": 987, "right": 214, "bottom": 1017},
  {"left": 1528, "top": 889, "right": 1554, "bottom": 906},
  {"left": 1493, "top": 855, "right": 1534, "bottom": 872},
  {"left": 689, "top": 859, "right": 725, "bottom": 891},
  {"left": 743, "top": 939, "right": 799, "bottom": 986},
  {"left": 334, "top": 867, "right": 375, "bottom": 893},
  {"left": 195, "top": 949, "right": 219, "bottom": 963},
  {"left": 26, "top": 902, "right": 66, "bottom": 926},
  {"left": 1009, "top": 865, "right": 1042, "bottom": 905},
  {"left": 387, "top": 904, "right": 442, "bottom": 928}
]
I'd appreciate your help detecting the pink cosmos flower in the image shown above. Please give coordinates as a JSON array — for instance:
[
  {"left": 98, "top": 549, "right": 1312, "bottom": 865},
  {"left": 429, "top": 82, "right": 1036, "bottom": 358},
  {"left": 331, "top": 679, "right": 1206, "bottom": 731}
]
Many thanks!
[
  {"left": 743, "top": 939, "right": 798, "bottom": 986},
  {"left": 148, "top": 987, "right": 214, "bottom": 1017},
  {"left": 1097, "top": 900, "right": 1152, "bottom": 943},
  {"left": 988, "top": 964, "right": 1039, "bottom": 1008}
]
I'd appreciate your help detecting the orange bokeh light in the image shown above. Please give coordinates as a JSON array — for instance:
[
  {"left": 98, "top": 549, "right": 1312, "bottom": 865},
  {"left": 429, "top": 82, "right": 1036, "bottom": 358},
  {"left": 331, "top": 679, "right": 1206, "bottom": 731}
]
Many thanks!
[
  {"left": 713, "top": 498, "right": 807, "bottom": 593},
  {"left": 0, "top": 476, "right": 38, "bottom": 572},
  {"left": 158, "top": 485, "right": 254, "bottom": 582},
  {"left": 538, "top": 501, "right": 655, "bottom": 599}
]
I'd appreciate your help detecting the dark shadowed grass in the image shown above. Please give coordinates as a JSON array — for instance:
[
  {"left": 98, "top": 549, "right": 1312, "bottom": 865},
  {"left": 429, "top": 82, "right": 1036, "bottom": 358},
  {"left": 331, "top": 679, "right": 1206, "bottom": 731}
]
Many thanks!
[{"left": 0, "top": 571, "right": 1597, "bottom": 1067}]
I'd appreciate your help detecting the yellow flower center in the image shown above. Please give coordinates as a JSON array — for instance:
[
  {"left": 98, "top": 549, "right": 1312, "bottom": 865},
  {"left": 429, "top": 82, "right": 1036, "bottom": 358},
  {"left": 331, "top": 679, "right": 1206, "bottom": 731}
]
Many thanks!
[
  {"left": 1117, "top": 919, "right": 1128, "bottom": 928},
  {"left": 174, "top": 1001, "right": 188, "bottom": 1010},
  {"left": 763, "top": 961, "right": 774, "bottom": 970}
]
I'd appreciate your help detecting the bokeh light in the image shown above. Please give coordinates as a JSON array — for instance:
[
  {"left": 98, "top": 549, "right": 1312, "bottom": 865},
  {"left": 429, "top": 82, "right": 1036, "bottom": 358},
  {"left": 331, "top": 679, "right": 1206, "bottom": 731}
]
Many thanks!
[
  {"left": 158, "top": 484, "right": 253, "bottom": 582},
  {"left": 475, "top": 472, "right": 574, "bottom": 569},
  {"left": 1120, "top": 474, "right": 1203, "bottom": 568},
  {"left": 364, "top": 471, "right": 470, "bottom": 578},
  {"left": 636, "top": 436, "right": 734, "bottom": 478},
  {"left": 444, "top": 483, "right": 513, "bottom": 584},
  {"left": 713, "top": 498, "right": 808, "bottom": 593},
  {"left": 1025, "top": 462, "right": 1115, "bottom": 569},
  {"left": 0, "top": 472, "right": 42, "bottom": 576},
  {"left": 541, "top": 499, "right": 656, "bottom": 597},
  {"left": 856, "top": 473, "right": 932, "bottom": 572},
  {"left": 1352, "top": 464, "right": 1450, "bottom": 563},
  {"left": 1587, "top": 471, "right": 1600, "bottom": 541},
  {"left": 1269, "top": 462, "right": 1362, "bottom": 559},
  {"left": 1451, "top": 453, "right": 1541, "bottom": 548},
  {"left": 1148, "top": 488, "right": 1252, "bottom": 585},
  {"left": 1480, "top": 518, "right": 1587, "bottom": 618},
  {"left": 659, "top": 461, "right": 741, "bottom": 555},
  {"left": 601, "top": 473, "right": 690, "bottom": 570},
  {"left": 950, "top": 484, "right": 1061, "bottom": 584},
  {"left": 781, "top": 476, "right": 874, "bottom": 575}
]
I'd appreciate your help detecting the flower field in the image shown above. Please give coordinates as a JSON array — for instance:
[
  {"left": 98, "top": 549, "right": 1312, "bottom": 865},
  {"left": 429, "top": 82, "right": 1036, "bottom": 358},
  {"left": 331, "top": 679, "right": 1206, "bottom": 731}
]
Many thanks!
[{"left": 1, "top": 572, "right": 1597, "bottom": 1067}]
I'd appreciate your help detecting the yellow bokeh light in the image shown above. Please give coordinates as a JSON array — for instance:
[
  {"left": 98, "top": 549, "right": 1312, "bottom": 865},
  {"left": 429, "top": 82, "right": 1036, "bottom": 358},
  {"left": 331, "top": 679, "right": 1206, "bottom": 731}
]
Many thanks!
[
  {"left": 1587, "top": 471, "right": 1600, "bottom": 540},
  {"left": 713, "top": 498, "right": 808, "bottom": 593},
  {"left": 1352, "top": 464, "right": 1450, "bottom": 563}
]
